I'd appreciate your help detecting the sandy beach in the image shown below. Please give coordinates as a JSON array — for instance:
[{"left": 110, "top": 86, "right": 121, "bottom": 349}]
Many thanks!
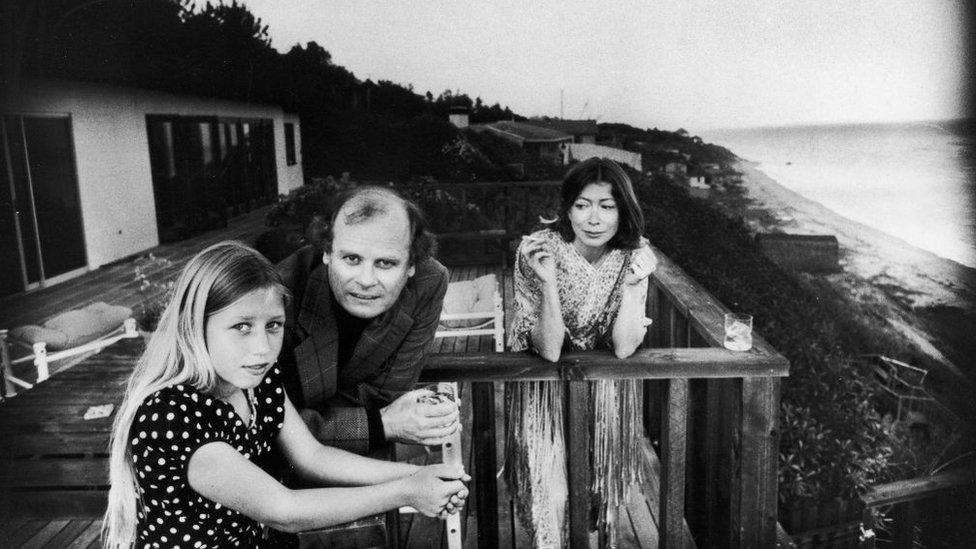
[{"left": 712, "top": 161, "right": 976, "bottom": 385}]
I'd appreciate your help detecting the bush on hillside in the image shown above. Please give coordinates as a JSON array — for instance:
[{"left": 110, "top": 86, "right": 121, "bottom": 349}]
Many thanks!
[{"left": 634, "top": 172, "right": 897, "bottom": 503}]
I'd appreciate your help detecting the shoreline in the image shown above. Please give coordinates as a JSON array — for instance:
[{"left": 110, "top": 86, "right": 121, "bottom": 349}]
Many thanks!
[
  {"left": 710, "top": 160, "right": 976, "bottom": 386},
  {"left": 730, "top": 160, "right": 976, "bottom": 312}
]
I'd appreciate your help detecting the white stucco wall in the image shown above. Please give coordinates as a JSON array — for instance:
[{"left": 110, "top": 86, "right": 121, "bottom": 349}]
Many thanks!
[
  {"left": 568, "top": 143, "right": 642, "bottom": 172},
  {"left": 279, "top": 112, "right": 304, "bottom": 193},
  {"left": 18, "top": 79, "right": 303, "bottom": 269}
]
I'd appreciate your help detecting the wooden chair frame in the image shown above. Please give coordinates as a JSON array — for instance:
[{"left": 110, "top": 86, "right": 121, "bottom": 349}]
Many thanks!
[
  {"left": 435, "top": 279, "right": 505, "bottom": 353},
  {"left": 1, "top": 318, "right": 139, "bottom": 399}
]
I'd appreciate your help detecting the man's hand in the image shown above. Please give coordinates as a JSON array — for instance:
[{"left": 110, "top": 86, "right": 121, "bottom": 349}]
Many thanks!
[{"left": 381, "top": 388, "right": 460, "bottom": 445}]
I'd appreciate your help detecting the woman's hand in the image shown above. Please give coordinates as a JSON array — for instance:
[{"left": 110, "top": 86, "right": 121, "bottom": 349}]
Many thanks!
[
  {"left": 623, "top": 239, "right": 657, "bottom": 288},
  {"left": 404, "top": 464, "right": 470, "bottom": 518},
  {"left": 521, "top": 235, "right": 556, "bottom": 285}
]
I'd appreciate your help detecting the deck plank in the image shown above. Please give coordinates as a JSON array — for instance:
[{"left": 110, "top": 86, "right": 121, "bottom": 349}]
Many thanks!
[
  {"left": 39, "top": 519, "right": 96, "bottom": 548},
  {"left": 22, "top": 519, "right": 70, "bottom": 549},
  {"left": 64, "top": 519, "right": 103, "bottom": 549},
  {"left": 5, "top": 519, "right": 48, "bottom": 547}
]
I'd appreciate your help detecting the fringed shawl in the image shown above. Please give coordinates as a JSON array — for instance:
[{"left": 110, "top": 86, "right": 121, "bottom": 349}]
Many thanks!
[{"left": 506, "top": 229, "right": 645, "bottom": 547}]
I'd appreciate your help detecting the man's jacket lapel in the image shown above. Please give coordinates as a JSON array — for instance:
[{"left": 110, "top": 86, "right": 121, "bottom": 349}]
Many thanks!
[
  {"left": 295, "top": 268, "right": 339, "bottom": 407},
  {"left": 342, "top": 284, "right": 417, "bottom": 388}
]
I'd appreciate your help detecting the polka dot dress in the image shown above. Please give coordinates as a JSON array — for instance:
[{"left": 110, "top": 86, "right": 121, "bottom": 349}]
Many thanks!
[{"left": 129, "top": 366, "right": 286, "bottom": 548}]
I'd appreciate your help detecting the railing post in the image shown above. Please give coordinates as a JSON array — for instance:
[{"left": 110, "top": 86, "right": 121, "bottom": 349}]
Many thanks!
[
  {"left": 659, "top": 378, "right": 689, "bottom": 549},
  {"left": 737, "top": 376, "right": 781, "bottom": 547},
  {"left": 471, "top": 382, "right": 498, "bottom": 549},
  {"left": 644, "top": 286, "right": 666, "bottom": 443},
  {"left": 567, "top": 380, "right": 591, "bottom": 548},
  {"left": 1, "top": 330, "right": 15, "bottom": 399},
  {"left": 891, "top": 501, "right": 918, "bottom": 549}
]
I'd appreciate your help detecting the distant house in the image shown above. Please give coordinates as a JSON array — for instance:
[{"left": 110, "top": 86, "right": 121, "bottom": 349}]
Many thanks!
[
  {"left": 757, "top": 233, "right": 840, "bottom": 273},
  {"left": 665, "top": 162, "right": 688, "bottom": 176},
  {"left": 477, "top": 120, "right": 573, "bottom": 164},
  {"left": 689, "top": 173, "right": 709, "bottom": 188},
  {"left": 567, "top": 143, "right": 642, "bottom": 171},
  {"left": 675, "top": 128, "right": 689, "bottom": 137},
  {"left": 448, "top": 106, "right": 470, "bottom": 129},
  {"left": 522, "top": 118, "right": 598, "bottom": 144},
  {"left": 687, "top": 168, "right": 710, "bottom": 197},
  {"left": 0, "top": 78, "right": 304, "bottom": 298},
  {"left": 701, "top": 163, "right": 721, "bottom": 174}
]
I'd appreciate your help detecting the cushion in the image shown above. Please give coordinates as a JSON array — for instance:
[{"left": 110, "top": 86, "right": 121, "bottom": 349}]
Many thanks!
[
  {"left": 440, "top": 275, "right": 497, "bottom": 329},
  {"left": 10, "top": 302, "right": 132, "bottom": 351}
]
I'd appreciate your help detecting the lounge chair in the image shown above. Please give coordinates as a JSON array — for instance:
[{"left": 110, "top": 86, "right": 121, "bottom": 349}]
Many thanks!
[{"left": 1, "top": 302, "right": 139, "bottom": 399}]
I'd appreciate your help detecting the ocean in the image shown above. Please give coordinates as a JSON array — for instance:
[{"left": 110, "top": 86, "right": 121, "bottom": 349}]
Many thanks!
[{"left": 703, "top": 121, "right": 976, "bottom": 268}]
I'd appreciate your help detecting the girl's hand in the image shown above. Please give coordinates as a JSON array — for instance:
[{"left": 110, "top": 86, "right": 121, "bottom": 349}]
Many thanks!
[
  {"left": 624, "top": 239, "right": 657, "bottom": 287},
  {"left": 436, "top": 488, "right": 470, "bottom": 519},
  {"left": 404, "top": 464, "right": 470, "bottom": 517},
  {"left": 521, "top": 236, "right": 556, "bottom": 285}
]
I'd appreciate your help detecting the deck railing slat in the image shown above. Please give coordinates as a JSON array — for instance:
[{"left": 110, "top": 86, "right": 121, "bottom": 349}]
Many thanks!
[
  {"left": 470, "top": 382, "right": 498, "bottom": 549},
  {"left": 567, "top": 380, "right": 591, "bottom": 549},
  {"left": 660, "top": 378, "right": 689, "bottom": 548},
  {"left": 739, "top": 376, "right": 782, "bottom": 547}
]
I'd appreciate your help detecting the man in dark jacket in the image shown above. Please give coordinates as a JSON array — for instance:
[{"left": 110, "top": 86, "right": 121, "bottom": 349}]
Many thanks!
[{"left": 277, "top": 186, "right": 457, "bottom": 454}]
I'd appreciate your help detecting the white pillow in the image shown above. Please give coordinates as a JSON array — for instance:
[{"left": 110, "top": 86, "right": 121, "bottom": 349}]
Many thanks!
[
  {"left": 11, "top": 302, "right": 132, "bottom": 351},
  {"left": 440, "top": 275, "right": 497, "bottom": 329}
]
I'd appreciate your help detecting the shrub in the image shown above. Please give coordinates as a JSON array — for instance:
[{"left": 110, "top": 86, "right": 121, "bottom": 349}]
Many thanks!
[
  {"left": 133, "top": 254, "right": 174, "bottom": 332},
  {"left": 633, "top": 173, "right": 898, "bottom": 504}
]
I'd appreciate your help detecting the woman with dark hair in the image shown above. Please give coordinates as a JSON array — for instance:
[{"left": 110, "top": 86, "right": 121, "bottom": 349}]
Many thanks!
[{"left": 506, "top": 158, "right": 657, "bottom": 547}]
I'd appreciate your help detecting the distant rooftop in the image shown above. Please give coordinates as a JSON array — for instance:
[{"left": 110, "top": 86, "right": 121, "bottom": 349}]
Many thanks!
[
  {"left": 483, "top": 120, "right": 574, "bottom": 142},
  {"left": 523, "top": 117, "right": 598, "bottom": 136}
]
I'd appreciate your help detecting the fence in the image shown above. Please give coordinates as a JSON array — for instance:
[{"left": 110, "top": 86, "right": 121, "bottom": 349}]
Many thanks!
[{"left": 420, "top": 243, "right": 790, "bottom": 547}]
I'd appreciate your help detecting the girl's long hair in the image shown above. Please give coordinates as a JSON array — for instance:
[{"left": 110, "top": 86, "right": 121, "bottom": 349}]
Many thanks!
[{"left": 101, "top": 241, "right": 288, "bottom": 548}]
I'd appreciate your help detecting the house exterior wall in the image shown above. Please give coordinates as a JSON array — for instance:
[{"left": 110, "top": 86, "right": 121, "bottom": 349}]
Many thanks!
[
  {"left": 449, "top": 113, "right": 469, "bottom": 128},
  {"left": 568, "top": 143, "right": 642, "bottom": 171},
  {"left": 280, "top": 112, "right": 304, "bottom": 192},
  {"left": 525, "top": 140, "right": 570, "bottom": 165},
  {"left": 665, "top": 162, "right": 688, "bottom": 176},
  {"left": 18, "top": 79, "right": 303, "bottom": 269}
]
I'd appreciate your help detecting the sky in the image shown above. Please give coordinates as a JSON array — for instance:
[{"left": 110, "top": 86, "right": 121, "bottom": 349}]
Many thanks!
[{"left": 239, "top": 0, "right": 966, "bottom": 132}]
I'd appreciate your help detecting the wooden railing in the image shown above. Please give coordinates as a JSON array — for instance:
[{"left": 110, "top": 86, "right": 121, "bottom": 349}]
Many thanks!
[
  {"left": 419, "top": 246, "right": 790, "bottom": 548},
  {"left": 860, "top": 467, "right": 976, "bottom": 548},
  {"left": 398, "top": 180, "right": 562, "bottom": 266}
]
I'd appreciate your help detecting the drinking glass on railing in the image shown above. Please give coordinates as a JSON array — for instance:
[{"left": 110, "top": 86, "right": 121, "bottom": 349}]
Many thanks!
[{"left": 723, "top": 313, "right": 753, "bottom": 351}]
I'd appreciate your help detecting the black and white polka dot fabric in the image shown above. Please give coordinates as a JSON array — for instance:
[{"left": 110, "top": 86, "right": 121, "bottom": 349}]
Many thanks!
[{"left": 130, "top": 366, "right": 286, "bottom": 548}]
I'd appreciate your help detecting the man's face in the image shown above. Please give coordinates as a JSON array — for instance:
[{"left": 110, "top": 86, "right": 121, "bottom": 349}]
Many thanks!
[{"left": 325, "top": 210, "right": 415, "bottom": 319}]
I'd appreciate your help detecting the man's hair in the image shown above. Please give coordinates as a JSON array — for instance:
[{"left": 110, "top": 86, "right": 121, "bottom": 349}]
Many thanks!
[
  {"left": 553, "top": 158, "right": 644, "bottom": 249},
  {"left": 321, "top": 186, "right": 437, "bottom": 265}
]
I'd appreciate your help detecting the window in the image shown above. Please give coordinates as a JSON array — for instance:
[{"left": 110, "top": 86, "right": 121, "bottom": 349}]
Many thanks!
[{"left": 284, "top": 122, "right": 296, "bottom": 166}]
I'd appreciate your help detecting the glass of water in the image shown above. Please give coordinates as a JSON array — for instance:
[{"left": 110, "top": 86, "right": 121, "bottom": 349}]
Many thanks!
[{"left": 723, "top": 313, "right": 753, "bottom": 351}]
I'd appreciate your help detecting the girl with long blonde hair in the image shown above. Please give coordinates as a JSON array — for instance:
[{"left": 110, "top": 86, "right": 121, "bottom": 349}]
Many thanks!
[{"left": 103, "top": 241, "right": 467, "bottom": 548}]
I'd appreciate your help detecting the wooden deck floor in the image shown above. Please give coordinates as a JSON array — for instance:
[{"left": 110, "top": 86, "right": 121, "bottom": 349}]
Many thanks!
[{"left": 0, "top": 206, "right": 271, "bottom": 330}]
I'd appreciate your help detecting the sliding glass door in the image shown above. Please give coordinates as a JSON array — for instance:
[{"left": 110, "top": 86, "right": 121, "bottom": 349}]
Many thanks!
[{"left": 0, "top": 115, "right": 87, "bottom": 297}]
